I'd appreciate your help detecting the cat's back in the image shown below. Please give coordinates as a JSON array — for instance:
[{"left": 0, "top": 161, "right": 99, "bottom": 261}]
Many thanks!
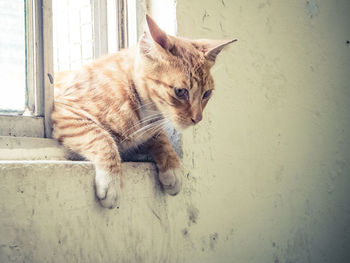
[
  {"left": 52, "top": 47, "right": 139, "bottom": 137},
  {"left": 54, "top": 48, "right": 136, "bottom": 100}
]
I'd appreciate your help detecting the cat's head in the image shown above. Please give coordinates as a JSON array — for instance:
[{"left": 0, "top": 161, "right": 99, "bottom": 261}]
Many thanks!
[{"left": 137, "top": 15, "right": 237, "bottom": 130}]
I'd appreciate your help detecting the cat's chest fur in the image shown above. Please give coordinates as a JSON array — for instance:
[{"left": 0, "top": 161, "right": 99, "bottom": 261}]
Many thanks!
[{"left": 116, "top": 105, "right": 165, "bottom": 152}]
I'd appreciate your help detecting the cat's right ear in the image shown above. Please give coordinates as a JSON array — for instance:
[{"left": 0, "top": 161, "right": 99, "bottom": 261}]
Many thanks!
[{"left": 140, "top": 14, "right": 171, "bottom": 54}]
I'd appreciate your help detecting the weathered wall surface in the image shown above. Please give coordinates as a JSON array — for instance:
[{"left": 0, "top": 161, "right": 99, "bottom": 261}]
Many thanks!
[
  {"left": 0, "top": 161, "right": 196, "bottom": 263},
  {"left": 177, "top": 0, "right": 350, "bottom": 262}
]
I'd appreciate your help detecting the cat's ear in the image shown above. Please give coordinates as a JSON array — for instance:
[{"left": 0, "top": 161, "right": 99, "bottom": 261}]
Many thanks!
[
  {"left": 141, "top": 14, "right": 171, "bottom": 51},
  {"left": 194, "top": 39, "right": 237, "bottom": 62}
]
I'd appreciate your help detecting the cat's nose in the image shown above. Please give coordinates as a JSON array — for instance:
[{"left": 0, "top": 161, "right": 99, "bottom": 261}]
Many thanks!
[{"left": 191, "top": 113, "right": 202, "bottom": 124}]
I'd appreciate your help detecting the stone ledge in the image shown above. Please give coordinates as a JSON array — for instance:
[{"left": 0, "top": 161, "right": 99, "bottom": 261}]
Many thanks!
[
  {"left": 0, "top": 136, "right": 67, "bottom": 160},
  {"left": 0, "top": 160, "right": 189, "bottom": 263},
  {"left": 0, "top": 136, "right": 156, "bottom": 162}
]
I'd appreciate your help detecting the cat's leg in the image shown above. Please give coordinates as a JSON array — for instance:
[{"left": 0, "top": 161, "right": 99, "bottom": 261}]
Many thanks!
[
  {"left": 52, "top": 108, "right": 121, "bottom": 208},
  {"left": 148, "top": 132, "right": 183, "bottom": 195}
]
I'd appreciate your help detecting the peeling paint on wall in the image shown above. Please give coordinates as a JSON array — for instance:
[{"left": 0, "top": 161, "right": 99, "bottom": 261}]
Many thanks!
[{"left": 306, "top": 0, "right": 319, "bottom": 18}]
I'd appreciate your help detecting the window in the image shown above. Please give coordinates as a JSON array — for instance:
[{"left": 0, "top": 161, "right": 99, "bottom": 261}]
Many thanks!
[
  {"left": 0, "top": 0, "right": 53, "bottom": 138},
  {"left": 52, "top": 0, "right": 142, "bottom": 72},
  {"left": 0, "top": 0, "right": 26, "bottom": 113},
  {"left": 0, "top": 0, "right": 144, "bottom": 139}
]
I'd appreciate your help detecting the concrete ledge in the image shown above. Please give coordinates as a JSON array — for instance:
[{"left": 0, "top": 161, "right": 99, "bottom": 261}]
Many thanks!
[
  {"left": 0, "top": 136, "right": 157, "bottom": 162},
  {"left": 0, "top": 136, "right": 67, "bottom": 160},
  {"left": 0, "top": 161, "right": 190, "bottom": 263}
]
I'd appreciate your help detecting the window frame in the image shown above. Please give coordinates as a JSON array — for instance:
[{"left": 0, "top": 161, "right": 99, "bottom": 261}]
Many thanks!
[
  {"left": 0, "top": 0, "right": 53, "bottom": 138},
  {"left": 0, "top": 0, "right": 148, "bottom": 141},
  {"left": 0, "top": 0, "right": 135, "bottom": 139},
  {"left": 93, "top": 0, "right": 130, "bottom": 53}
]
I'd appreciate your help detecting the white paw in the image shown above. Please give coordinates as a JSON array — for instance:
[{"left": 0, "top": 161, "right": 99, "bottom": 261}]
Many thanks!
[
  {"left": 159, "top": 167, "right": 183, "bottom": 196},
  {"left": 95, "top": 169, "right": 121, "bottom": 209}
]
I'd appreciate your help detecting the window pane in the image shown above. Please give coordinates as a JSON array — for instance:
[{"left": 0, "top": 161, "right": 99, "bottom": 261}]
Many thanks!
[
  {"left": 0, "top": 0, "right": 26, "bottom": 112},
  {"left": 107, "top": 0, "right": 118, "bottom": 53},
  {"left": 127, "top": 0, "right": 138, "bottom": 47},
  {"left": 53, "top": 0, "right": 93, "bottom": 72}
]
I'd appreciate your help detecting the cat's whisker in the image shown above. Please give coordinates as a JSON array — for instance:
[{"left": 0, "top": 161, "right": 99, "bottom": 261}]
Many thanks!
[
  {"left": 136, "top": 125, "right": 162, "bottom": 139},
  {"left": 123, "top": 110, "right": 173, "bottom": 138},
  {"left": 150, "top": 121, "right": 170, "bottom": 139},
  {"left": 134, "top": 100, "right": 156, "bottom": 111},
  {"left": 153, "top": 120, "right": 171, "bottom": 138},
  {"left": 123, "top": 113, "right": 165, "bottom": 135},
  {"left": 134, "top": 119, "right": 169, "bottom": 140},
  {"left": 135, "top": 113, "right": 164, "bottom": 125},
  {"left": 124, "top": 118, "right": 166, "bottom": 142}
]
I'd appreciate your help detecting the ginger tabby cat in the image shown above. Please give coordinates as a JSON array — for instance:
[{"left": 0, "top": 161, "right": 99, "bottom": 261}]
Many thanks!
[{"left": 52, "top": 15, "right": 236, "bottom": 208}]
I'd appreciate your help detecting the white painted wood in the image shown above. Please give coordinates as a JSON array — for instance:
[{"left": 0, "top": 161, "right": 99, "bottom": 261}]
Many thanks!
[
  {"left": 91, "top": 0, "right": 108, "bottom": 58},
  {"left": 136, "top": 0, "right": 147, "bottom": 41},
  {"left": 24, "top": 0, "right": 45, "bottom": 117},
  {"left": 117, "top": 0, "right": 128, "bottom": 48},
  {"left": 33, "top": 0, "right": 44, "bottom": 116},
  {"left": 107, "top": 0, "right": 119, "bottom": 53},
  {"left": 25, "top": 0, "right": 36, "bottom": 113},
  {"left": 42, "top": 0, "right": 54, "bottom": 138},
  {"left": 127, "top": 0, "right": 137, "bottom": 46}
]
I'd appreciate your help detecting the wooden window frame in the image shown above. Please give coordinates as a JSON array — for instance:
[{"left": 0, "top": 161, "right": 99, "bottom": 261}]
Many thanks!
[
  {"left": 0, "top": 0, "right": 53, "bottom": 138},
  {"left": 0, "top": 0, "right": 139, "bottom": 139}
]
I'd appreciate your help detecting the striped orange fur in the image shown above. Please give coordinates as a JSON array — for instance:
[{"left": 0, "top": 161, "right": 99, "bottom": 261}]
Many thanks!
[{"left": 52, "top": 15, "right": 236, "bottom": 208}]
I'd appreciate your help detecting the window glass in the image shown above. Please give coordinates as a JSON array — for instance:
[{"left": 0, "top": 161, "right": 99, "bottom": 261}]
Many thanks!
[
  {"left": 53, "top": 0, "right": 93, "bottom": 72},
  {"left": 0, "top": 0, "right": 26, "bottom": 112}
]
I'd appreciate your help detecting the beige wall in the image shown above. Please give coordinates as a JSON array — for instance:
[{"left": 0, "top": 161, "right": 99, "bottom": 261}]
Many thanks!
[{"left": 177, "top": 0, "right": 350, "bottom": 262}]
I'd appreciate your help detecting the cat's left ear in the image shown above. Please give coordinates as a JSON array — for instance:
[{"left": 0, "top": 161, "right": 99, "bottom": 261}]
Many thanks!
[{"left": 194, "top": 39, "right": 237, "bottom": 62}]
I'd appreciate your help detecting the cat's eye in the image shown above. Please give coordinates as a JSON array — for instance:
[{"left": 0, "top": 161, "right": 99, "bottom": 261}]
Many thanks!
[
  {"left": 174, "top": 88, "right": 189, "bottom": 100},
  {"left": 203, "top": 90, "right": 212, "bottom": 99}
]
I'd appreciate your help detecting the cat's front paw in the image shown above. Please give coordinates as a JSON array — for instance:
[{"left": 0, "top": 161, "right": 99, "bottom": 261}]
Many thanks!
[
  {"left": 159, "top": 167, "right": 183, "bottom": 196},
  {"left": 95, "top": 169, "right": 121, "bottom": 209}
]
